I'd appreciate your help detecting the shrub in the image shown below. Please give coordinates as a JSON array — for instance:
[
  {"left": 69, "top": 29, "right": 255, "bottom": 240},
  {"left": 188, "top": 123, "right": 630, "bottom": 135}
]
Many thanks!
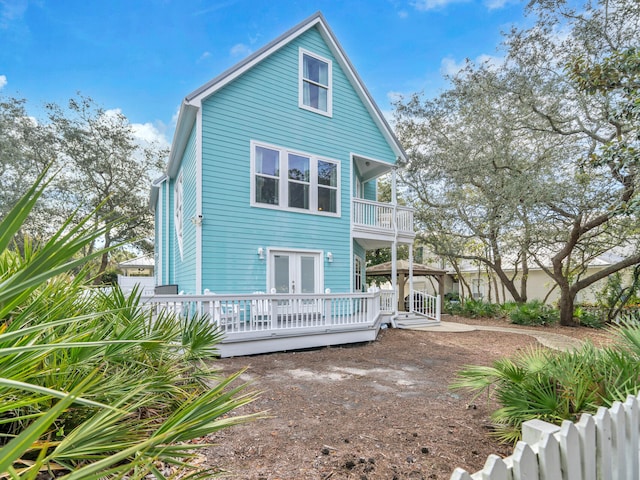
[
  {"left": 459, "top": 298, "right": 499, "bottom": 318},
  {"left": 444, "top": 292, "right": 460, "bottom": 302},
  {"left": 509, "top": 300, "right": 559, "bottom": 326},
  {"left": 444, "top": 298, "right": 463, "bottom": 315},
  {"left": 574, "top": 305, "right": 606, "bottom": 329},
  {"left": 498, "top": 301, "right": 519, "bottom": 318},
  {"left": 452, "top": 320, "right": 640, "bottom": 444},
  {"left": 0, "top": 172, "right": 261, "bottom": 477}
]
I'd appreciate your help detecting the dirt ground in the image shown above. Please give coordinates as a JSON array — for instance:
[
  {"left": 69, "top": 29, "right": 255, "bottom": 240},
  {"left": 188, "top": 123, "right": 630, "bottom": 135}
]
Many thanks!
[{"left": 203, "top": 316, "right": 612, "bottom": 479}]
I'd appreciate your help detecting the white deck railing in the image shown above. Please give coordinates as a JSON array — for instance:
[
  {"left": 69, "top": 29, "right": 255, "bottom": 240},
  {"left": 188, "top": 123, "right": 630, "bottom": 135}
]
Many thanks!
[
  {"left": 141, "top": 292, "right": 381, "bottom": 335},
  {"left": 379, "top": 289, "right": 441, "bottom": 322},
  {"left": 452, "top": 392, "right": 640, "bottom": 480},
  {"left": 352, "top": 199, "right": 414, "bottom": 234},
  {"left": 379, "top": 289, "right": 395, "bottom": 313}
]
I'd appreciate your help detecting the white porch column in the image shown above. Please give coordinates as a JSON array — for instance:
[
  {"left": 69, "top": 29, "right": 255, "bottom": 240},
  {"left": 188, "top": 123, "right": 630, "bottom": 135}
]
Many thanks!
[
  {"left": 409, "top": 246, "right": 414, "bottom": 312},
  {"left": 391, "top": 167, "right": 398, "bottom": 312}
]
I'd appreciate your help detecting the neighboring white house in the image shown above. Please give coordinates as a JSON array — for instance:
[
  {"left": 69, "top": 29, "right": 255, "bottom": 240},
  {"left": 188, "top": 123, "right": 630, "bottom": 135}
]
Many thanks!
[
  {"left": 452, "top": 252, "right": 627, "bottom": 305},
  {"left": 117, "top": 255, "right": 155, "bottom": 296}
]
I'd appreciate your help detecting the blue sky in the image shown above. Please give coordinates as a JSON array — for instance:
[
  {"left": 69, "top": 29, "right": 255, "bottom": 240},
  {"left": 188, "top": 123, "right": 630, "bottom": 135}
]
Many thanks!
[{"left": 0, "top": 0, "right": 529, "bottom": 147}]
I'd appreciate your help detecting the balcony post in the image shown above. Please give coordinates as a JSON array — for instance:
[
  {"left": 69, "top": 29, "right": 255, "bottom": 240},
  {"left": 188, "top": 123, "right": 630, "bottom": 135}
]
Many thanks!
[
  {"left": 391, "top": 167, "right": 399, "bottom": 312},
  {"left": 409, "top": 246, "right": 414, "bottom": 312}
]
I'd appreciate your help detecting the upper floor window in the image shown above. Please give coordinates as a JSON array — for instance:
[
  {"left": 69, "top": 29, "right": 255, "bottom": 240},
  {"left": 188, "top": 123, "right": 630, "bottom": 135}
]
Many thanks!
[
  {"left": 299, "top": 48, "right": 332, "bottom": 117},
  {"left": 251, "top": 141, "right": 340, "bottom": 216},
  {"left": 174, "top": 171, "right": 184, "bottom": 257}
]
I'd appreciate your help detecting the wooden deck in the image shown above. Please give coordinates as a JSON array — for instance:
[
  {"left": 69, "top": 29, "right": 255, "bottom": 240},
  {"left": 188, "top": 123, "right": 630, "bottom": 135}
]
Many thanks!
[{"left": 141, "top": 292, "right": 383, "bottom": 357}]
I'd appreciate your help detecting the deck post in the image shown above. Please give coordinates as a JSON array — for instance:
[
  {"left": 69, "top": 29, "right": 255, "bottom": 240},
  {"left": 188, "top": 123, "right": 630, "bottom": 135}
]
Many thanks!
[
  {"left": 409, "top": 247, "right": 414, "bottom": 313},
  {"left": 391, "top": 166, "right": 398, "bottom": 312}
]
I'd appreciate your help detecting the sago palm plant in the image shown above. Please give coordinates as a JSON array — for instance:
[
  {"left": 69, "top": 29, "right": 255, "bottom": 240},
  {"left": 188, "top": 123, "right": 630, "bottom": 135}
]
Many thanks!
[
  {"left": 452, "top": 324, "right": 640, "bottom": 444},
  {"left": 0, "top": 172, "right": 261, "bottom": 478}
]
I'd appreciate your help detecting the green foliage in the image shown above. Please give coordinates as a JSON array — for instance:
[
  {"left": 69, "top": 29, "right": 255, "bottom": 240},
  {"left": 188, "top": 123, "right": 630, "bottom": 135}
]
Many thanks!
[
  {"left": 595, "top": 267, "right": 640, "bottom": 322},
  {"left": 457, "top": 299, "right": 499, "bottom": 318},
  {"left": 573, "top": 305, "right": 607, "bottom": 329},
  {"left": 498, "top": 301, "right": 519, "bottom": 318},
  {"left": 0, "top": 172, "right": 260, "bottom": 477},
  {"left": 452, "top": 321, "right": 640, "bottom": 444},
  {"left": 444, "top": 292, "right": 460, "bottom": 302},
  {"left": 509, "top": 300, "right": 559, "bottom": 326}
]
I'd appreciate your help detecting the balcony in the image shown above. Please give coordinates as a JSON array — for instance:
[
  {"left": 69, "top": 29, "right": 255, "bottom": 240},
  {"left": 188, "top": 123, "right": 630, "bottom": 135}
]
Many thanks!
[{"left": 352, "top": 198, "right": 415, "bottom": 248}]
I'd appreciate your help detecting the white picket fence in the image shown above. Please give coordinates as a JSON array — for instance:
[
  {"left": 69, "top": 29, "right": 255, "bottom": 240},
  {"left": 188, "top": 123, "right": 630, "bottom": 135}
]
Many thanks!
[{"left": 451, "top": 393, "right": 640, "bottom": 480}]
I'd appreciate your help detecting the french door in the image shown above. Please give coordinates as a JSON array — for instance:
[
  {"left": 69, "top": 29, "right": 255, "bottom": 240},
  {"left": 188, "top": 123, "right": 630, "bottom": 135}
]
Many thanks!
[
  {"left": 269, "top": 250, "right": 323, "bottom": 318},
  {"left": 270, "top": 251, "right": 321, "bottom": 294}
]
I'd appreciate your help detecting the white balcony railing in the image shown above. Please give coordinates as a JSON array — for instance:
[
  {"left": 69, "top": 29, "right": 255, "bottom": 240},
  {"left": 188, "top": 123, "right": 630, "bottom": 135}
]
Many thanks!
[
  {"left": 140, "top": 292, "right": 381, "bottom": 335},
  {"left": 352, "top": 199, "right": 414, "bottom": 234}
]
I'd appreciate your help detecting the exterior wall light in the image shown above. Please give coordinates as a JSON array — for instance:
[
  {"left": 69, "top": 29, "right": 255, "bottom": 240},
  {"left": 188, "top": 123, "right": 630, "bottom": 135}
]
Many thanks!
[
  {"left": 258, "top": 247, "right": 265, "bottom": 260},
  {"left": 326, "top": 252, "right": 333, "bottom": 263}
]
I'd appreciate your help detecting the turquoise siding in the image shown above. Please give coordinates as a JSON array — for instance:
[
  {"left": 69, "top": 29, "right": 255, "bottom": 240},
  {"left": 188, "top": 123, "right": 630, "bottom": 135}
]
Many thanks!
[
  {"left": 363, "top": 180, "right": 377, "bottom": 201},
  {"left": 198, "top": 26, "right": 396, "bottom": 294},
  {"left": 172, "top": 126, "right": 198, "bottom": 293}
]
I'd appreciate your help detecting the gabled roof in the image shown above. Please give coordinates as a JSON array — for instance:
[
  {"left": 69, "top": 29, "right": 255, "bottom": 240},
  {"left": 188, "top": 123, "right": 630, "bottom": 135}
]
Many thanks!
[{"left": 163, "top": 11, "right": 406, "bottom": 179}]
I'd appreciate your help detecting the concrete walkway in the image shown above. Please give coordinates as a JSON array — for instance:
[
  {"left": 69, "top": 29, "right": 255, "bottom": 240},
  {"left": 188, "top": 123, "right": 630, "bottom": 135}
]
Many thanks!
[{"left": 409, "top": 321, "right": 583, "bottom": 351}]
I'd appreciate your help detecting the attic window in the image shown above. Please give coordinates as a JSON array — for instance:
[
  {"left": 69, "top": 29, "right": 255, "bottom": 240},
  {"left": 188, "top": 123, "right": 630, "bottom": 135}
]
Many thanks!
[{"left": 299, "top": 49, "right": 332, "bottom": 117}]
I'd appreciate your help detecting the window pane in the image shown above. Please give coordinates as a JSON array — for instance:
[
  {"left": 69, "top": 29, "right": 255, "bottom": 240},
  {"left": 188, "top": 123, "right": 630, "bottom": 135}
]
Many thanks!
[
  {"left": 256, "top": 176, "right": 279, "bottom": 205},
  {"left": 300, "top": 256, "right": 315, "bottom": 293},
  {"left": 318, "top": 186, "right": 336, "bottom": 213},
  {"left": 256, "top": 146, "right": 279, "bottom": 176},
  {"left": 303, "top": 82, "right": 327, "bottom": 111},
  {"left": 318, "top": 160, "right": 337, "bottom": 187},
  {"left": 289, "top": 182, "right": 309, "bottom": 209},
  {"left": 303, "top": 54, "right": 328, "bottom": 85},
  {"left": 288, "top": 154, "right": 309, "bottom": 181}
]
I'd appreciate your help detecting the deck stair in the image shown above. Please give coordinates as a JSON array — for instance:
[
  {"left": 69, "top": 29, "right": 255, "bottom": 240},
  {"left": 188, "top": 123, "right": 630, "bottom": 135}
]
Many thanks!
[{"left": 395, "top": 312, "right": 440, "bottom": 329}]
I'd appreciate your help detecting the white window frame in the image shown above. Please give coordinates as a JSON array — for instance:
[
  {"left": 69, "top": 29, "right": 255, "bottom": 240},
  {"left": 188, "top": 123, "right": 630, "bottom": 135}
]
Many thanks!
[
  {"left": 174, "top": 171, "right": 184, "bottom": 259},
  {"left": 250, "top": 140, "right": 341, "bottom": 217},
  {"left": 298, "top": 48, "right": 333, "bottom": 117}
]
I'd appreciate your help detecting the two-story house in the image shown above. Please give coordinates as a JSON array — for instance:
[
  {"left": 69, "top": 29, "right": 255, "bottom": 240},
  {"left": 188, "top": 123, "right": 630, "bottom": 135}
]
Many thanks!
[{"left": 150, "top": 12, "right": 424, "bottom": 356}]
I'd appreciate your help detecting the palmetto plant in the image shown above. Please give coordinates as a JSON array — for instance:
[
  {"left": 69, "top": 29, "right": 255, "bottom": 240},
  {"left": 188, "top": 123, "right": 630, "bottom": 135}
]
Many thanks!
[
  {"left": 452, "top": 324, "right": 640, "bottom": 444},
  {"left": 0, "top": 172, "right": 261, "bottom": 478}
]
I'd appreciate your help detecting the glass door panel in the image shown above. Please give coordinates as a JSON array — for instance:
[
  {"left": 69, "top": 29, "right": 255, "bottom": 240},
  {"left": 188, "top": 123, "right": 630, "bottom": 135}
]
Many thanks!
[
  {"left": 300, "top": 256, "right": 316, "bottom": 293},
  {"left": 274, "top": 255, "right": 290, "bottom": 293}
]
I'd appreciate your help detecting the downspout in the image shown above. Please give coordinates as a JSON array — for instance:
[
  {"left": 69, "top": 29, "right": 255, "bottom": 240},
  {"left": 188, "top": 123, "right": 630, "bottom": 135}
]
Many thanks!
[{"left": 195, "top": 107, "right": 203, "bottom": 294}]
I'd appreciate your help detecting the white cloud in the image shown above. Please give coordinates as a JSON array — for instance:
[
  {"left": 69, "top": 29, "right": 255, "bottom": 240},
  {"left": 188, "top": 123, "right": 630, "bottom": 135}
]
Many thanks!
[
  {"left": 103, "top": 108, "right": 170, "bottom": 150},
  {"left": 440, "top": 57, "right": 468, "bottom": 76},
  {"left": 197, "top": 51, "right": 211, "bottom": 63},
  {"left": 0, "top": 0, "right": 28, "bottom": 29},
  {"left": 230, "top": 43, "right": 252, "bottom": 57},
  {"left": 171, "top": 105, "right": 180, "bottom": 128},
  {"left": 131, "top": 121, "right": 170, "bottom": 150},
  {"left": 440, "top": 54, "right": 503, "bottom": 76},
  {"left": 412, "top": 0, "right": 469, "bottom": 11},
  {"left": 398, "top": 9, "right": 409, "bottom": 18},
  {"left": 0, "top": 75, "right": 6, "bottom": 90},
  {"left": 483, "top": 0, "right": 518, "bottom": 9}
]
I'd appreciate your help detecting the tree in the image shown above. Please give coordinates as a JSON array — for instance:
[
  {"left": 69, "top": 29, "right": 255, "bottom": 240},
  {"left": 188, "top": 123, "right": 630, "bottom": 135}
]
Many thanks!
[
  {"left": 0, "top": 97, "right": 57, "bottom": 238},
  {"left": 0, "top": 95, "right": 167, "bottom": 277},
  {"left": 46, "top": 95, "right": 167, "bottom": 277},
  {"left": 395, "top": 66, "right": 562, "bottom": 304},
  {"left": 506, "top": 1, "right": 640, "bottom": 325},
  {"left": 395, "top": 0, "right": 640, "bottom": 325}
]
